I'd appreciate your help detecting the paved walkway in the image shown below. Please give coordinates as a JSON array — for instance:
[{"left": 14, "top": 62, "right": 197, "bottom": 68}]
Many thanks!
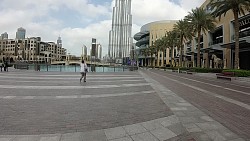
[{"left": 0, "top": 70, "right": 246, "bottom": 141}]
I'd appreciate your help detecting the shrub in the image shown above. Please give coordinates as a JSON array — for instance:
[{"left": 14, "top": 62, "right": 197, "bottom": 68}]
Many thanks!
[
  {"left": 223, "top": 69, "right": 250, "bottom": 77},
  {"left": 190, "top": 68, "right": 223, "bottom": 73}
]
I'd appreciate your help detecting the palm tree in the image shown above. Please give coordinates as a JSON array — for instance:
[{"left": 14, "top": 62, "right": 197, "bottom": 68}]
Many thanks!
[
  {"left": 154, "top": 39, "right": 163, "bottom": 67},
  {"left": 174, "top": 19, "right": 193, "bottom": 67},
  {"left": 165, "top": 30, "right": 179, "bottom": 67},
  {"left": 186, "top": 7, "right": 216, "bottom": 68},
  {"left": 209, "top": 0, "right": 250, "bottom": 69},
  {"left": 140, "top": 47, "right": 149, "bottom": 67},
  {"left": 148, "top": 46, "right": 157, "bottom": 67}
]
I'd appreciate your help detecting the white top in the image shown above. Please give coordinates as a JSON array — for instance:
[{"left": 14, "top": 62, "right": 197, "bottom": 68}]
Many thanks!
[{"left": 80, "top": 63, "right": 87, "bottom": 73}]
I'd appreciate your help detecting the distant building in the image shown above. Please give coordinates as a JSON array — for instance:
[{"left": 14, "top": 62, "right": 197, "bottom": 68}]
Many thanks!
[
  {"left": 1, "top": 32, "right": 8, "bottom": 40},
  {"left": 57, "top": 36, "right": 62, "bottom": 48},
  {"left": 98, "top": 44, "right": 102, "bottom": 60},
  {"left": 16, "top": 27, "right": 26, "bottom": 40},
  {"left": 81, "top": 45, "right": 87, "bottom": 60},
  {"left": 0, "top": 36, "right": 67, "bottom": 63},
  {"left": 108, "top": 0, "right": 132, "bottom": 61}
]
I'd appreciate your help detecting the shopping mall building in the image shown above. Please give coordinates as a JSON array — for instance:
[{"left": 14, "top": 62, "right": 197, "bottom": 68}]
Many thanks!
[
  {"left": 134, "top": 20, "right": 177, "bottom": 67},
  {"left": 134, "top": 0, "right": 250, "bottom": 69},
  {"left": 185, "top": 0, "right": 250, "bottom": 70}
]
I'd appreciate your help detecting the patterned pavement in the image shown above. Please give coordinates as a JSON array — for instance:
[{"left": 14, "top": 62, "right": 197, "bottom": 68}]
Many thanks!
[{"left": 0, "top": 70, "right": 246, "bottom": 141}]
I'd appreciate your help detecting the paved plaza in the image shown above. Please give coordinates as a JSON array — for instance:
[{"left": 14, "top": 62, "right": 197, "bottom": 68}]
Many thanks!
[{"left": 0, "top": 69, "right": 248, "bottom": 141}]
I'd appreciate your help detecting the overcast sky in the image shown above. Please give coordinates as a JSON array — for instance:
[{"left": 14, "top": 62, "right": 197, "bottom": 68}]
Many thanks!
[{"left": 0, "top": 0, "right": 205, "bottom": 56}]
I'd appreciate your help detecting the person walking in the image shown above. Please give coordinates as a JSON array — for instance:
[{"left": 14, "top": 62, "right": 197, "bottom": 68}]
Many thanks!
[
  {"left": 80, "top": 60, "right": 88, "bottom": 82},
  {"left": 0, "top": 61, "right": 3, "bottom": 72},
  {"left": 4, "top": 61, "right": 8, "bottom": 72}
]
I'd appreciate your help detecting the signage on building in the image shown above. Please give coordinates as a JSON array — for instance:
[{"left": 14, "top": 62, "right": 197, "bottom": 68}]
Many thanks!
[{"left": 239, "top": 18, "right": 250, "bottom": 27}]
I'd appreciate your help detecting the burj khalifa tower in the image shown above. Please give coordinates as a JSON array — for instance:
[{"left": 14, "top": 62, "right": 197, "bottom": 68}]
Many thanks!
[{"left": 108, "top": 0, "right": 132, "bottom": 63}]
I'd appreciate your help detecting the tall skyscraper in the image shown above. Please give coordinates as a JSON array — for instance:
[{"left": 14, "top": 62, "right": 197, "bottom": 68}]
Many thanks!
[
  {"left": 16, "top": 27, "right": 26, "bottom": 40},
  {"left": 1, "top": 32, "right": 8, "bottom": 39},
  {"left": 57, "top": 36, "right": 62, "bottom": 48},
  {"left": 91, "top": 38, "right": 97, "bottom": 57},
  {"left": 98, "top": 44, "right": 102, "bottom": 60},
  {"left": 108, "top": 0, "right": 132, "bottom": 62},
  {"left": 82, "top": 45, "right": 87, "bottom": 60}
]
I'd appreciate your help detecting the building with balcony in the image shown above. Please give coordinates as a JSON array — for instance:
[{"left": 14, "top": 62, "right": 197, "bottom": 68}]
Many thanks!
[
  {"left": 134, "top": 20, "right": 177, "bottom": 67},
  {"left": 185, "top": 0, "right": 250, "bottom": 70},
  {"left": 0, "top": 36, "right": 67, "bottom": 64}
]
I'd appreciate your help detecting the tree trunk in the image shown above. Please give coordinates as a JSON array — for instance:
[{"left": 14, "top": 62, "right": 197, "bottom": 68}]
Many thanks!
[
  {"left": 179, "top": 38, "right": 183, "bottom": 67},
  {"left": 197, "top": 30, "right": 201, "bottom": 68},
  {"left": 233, "top": 11, "right": 240, "bottom": 69},
  {"left": 170, "top": 47, "right": 173, "bottom": 67}
]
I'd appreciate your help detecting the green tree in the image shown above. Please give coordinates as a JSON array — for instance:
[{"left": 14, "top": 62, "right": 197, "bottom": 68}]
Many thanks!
[
  {"left": 148, "top": 46, "right": 157, "bottom": 67},
  {"left": 140, "top": 47, "right": 149, "bottom": 67},
  {"left": 186, "top": 7, "right": 216, "bottom": 68},
  {"left": 174, "top": 20, "right": 193, "bottom": 67},
  {"left": 153, "top": 39, "right": 163, "bottom": 66},
  {"left": 165, "top": 30, "right": 179, "bottom": 67},
  {"left": 209, "top": 0, "right": 250, "bottom": 69}
]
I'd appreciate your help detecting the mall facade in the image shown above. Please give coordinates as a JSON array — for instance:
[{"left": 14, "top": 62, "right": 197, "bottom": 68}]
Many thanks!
[
  {"left": 134, "top": 1, "right": 250, "bottom": 69},
  {"left": 134, "top": 20, "right": 178, "bottom": 67},
  {"left": 185, "top": 0, "right": 250, "bottom": 70}
]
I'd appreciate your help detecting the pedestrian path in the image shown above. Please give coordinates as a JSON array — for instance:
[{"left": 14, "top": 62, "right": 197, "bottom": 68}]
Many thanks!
[{"left": 0, "top": 71, "right": 245, "bottom": 141}]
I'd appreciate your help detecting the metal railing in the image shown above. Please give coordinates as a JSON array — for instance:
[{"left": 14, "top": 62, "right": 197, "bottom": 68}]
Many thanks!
[{"left": 12, "top": 63, "right": 138, "bottom": 72}]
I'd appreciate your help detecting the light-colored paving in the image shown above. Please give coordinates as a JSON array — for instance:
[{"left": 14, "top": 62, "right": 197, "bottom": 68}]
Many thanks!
[{"left": 0, "top": 70, "right": 245, "bottom": 141}]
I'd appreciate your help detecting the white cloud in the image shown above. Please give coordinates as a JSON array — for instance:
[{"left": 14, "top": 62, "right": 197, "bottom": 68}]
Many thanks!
[
  {"left": 179, "top": 0, "right": 205, "bottom": 11},
  {"left": 60, "top": 20, "right": 111, "bottom": 56},
  {"left": 0, "top": 0, "right": 205, "bottom": 56},
  {"left": 132, "top": 0, "right": 187, "bottom": 25}
]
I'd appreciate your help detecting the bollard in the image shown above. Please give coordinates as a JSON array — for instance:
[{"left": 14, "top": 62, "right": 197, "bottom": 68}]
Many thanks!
[
  {"left": 47, "top": 64, "right": 48, "bottom": 71},
  {"left": 60, "top": 65, "right": 62, "bottom": 72},
  {"left": 75, "top": 65, "right": 76, "bottom": 72},
  {"left": 103, "top": 66, "right": 104, "bottom": 72},
  {"left": 114, "top": 66, "right": 115, "bottom": 72}
]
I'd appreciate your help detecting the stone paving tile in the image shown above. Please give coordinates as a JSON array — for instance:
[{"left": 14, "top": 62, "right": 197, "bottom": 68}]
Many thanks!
[
  {"left": 167, "top": 123, "right": 187, "bottom": 136},
  {"left": 170, "top": 107, "right": 187, "bottom": 111},
  {"left": 60, "top": 132, "right": 82, "bottom": 141},
  {"left": 81, "top": 130, "right": 107, "bottom": 141},
  {"left": 39, "top": 135, "right": 61, "bottom": 141},
  {"left": 183, "top": 123, "right": 202, "bottom": 133},
  {"left": 104, "top": 127, "right": 127, "bottom": 140},
  {"left": 12, "top": 135, "right": 40, "bottom": 141},
  {"left": 123, "top": 124, "right": 147, "bottom": 135},
  {"left": 228, "top": 138, "right": 245, "bottom": 141},
  {"left": 141, "top": 119, "right": 164, "bottom": 131},
  {"left": 150, "top": 127, "right": 177, "bottom": 141},
  {"left": 109, "top": 136, "right": 132, "bottom": 141},
  {"left": 200, "top": 116, "right": 214, "bottom": 122},
  {"left": 217, "top": 128, "right": 239, "bottom": 140},
  {"left": 131, "top": 132, "right": 159, "bottom": 141},
  {"left": 0, "top": 138, "right": 12, "bottom": 141},
  {"left": 178, "top": 117, "right": 197, "bottom": 124},
  {"left": 205, "top": 130, "right": 227, "bottom": 141},
  {"left": 173, "top": 111, "right": 185, "bottom": 117},
  {"left": 196, "top": 122, "right": 225, "bottom": 131},
  {"left": 160, "top": 115, "right": 180, "bottom": 127}
]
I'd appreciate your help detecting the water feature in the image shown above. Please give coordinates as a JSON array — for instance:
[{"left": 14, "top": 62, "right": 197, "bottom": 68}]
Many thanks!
[{"left": 27, "top": 64, "right": 130, "bottom": 72}]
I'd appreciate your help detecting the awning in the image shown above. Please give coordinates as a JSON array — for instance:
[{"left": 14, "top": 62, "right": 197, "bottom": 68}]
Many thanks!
[
  {"left": 220, "top": 40, "right": 247, "bottom": 49},
  {"left": 201, "top": 45, "right": 223, "bottom": 52}
]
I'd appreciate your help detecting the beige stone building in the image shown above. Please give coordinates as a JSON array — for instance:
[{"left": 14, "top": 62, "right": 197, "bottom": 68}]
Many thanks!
[
  {"left": 0, "top": 37, "right": 67, "bottom": 64},
  {"left": 185, "top": 0, "right": 250, "bottom": 70},
  {"left": 134, "top": 20, "right": 178, "bottom": 67}
]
